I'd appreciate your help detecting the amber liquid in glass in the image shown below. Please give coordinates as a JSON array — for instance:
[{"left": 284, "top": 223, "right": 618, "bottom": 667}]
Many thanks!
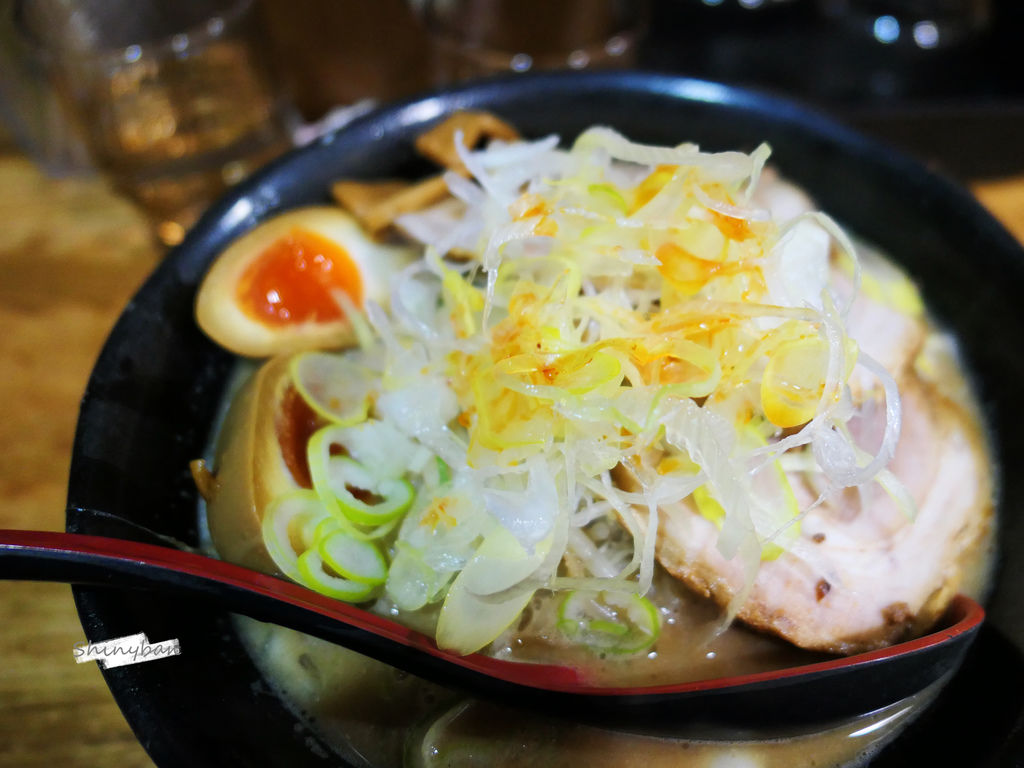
[{"left": 60, "top": 38, "right": 290, "bottom": 245}]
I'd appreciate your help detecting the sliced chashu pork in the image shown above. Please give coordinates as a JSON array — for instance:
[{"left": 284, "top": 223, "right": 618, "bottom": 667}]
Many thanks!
[
  {"left": 627, "top": 279, "right": 994, "bottom": 655},
  {"left": 645, "top": 374, "right": 991, "bottom": 654}
]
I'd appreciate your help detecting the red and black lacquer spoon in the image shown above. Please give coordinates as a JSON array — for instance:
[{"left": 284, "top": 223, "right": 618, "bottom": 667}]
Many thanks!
[{"left": 0, "top": 528, "right": 983, "bottom": 727}]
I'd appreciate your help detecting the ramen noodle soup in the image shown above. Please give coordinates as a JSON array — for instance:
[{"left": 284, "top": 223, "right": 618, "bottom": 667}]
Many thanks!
[
  {"left": 192, "top": 114, "right": 995, "bottom": 766},
  {"left": 232, "top": 614, "right": 950, "bottom": 767}
]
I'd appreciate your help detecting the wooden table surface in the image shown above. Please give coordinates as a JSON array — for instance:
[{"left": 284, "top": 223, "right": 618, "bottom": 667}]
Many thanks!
[{"left": 1, "top": 146, "right": 1023, "bottom": 767}]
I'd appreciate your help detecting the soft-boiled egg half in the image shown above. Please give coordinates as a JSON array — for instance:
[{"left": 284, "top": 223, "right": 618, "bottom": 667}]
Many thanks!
[{"left": 196, "top": 207, "right": 417, "bottom": 357}]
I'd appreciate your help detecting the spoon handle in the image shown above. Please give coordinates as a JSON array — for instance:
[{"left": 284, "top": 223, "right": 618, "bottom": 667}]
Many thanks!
[
  {"left": 0, "top": 529, "right": 988, "bottom": 726},
  {"left": 0, "top": 529, "right": 586, "bottom": 695},
  {"left": 0, "top": 528, "right": 425, "bottom": 645}
]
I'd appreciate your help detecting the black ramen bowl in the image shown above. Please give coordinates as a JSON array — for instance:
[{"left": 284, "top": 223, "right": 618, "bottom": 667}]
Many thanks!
[{"left": 67, "top": 71, "right": 1024, "bottom": 766}]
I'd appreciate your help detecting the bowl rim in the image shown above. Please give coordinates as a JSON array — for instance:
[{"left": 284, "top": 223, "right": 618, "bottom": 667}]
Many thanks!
[{"left": 67, "top": 69, "right": 1024, "bottom": 767}]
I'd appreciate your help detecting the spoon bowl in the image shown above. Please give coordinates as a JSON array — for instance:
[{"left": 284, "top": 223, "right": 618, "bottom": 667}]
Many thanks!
[{"left": 0, "top": 527, "right": 984, "bottom": 727}]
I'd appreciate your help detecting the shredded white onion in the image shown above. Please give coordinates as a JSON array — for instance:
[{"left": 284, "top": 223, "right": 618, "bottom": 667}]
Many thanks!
[{"left": 312, "top": 126, "right": 914, "bottom": 655}]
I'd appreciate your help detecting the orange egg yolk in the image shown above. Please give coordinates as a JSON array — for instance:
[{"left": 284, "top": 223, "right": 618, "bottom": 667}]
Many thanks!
[{"left": 237, "top": 228, "right": 364, "bottom": 326}]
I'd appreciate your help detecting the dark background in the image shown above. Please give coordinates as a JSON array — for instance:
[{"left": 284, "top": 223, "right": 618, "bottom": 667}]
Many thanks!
[
  {"left": 257, "top": 0, "right": 1024, "bottom": 180},
  {"left": 640, "top": 0, "right": 1024, "bottom": 179}
]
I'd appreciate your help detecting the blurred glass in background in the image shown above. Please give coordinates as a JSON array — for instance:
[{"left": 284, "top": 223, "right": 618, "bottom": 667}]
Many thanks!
[
  {"left": 0, "top": 0, "right": 94, "bottom": 173},
  {"left": 667, "top": 0, "right": 800, "bottom": 12},
  {"left": 414, "top": 0, "right": 649, "bottom": 83},
  {"left": 1, "top": 0, "right": 1019, "bottom": 211},
  {"left": 13, "top": 0, "right": 295, "bottom": 246}
]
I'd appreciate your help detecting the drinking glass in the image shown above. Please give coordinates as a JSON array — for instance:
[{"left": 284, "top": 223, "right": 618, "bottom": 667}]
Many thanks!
[
  {"left": 416, "top": 0, "right": 649, "bottom": 84},
  {"left": 18, "top": 0, "right": 295, "bottom": 246}
]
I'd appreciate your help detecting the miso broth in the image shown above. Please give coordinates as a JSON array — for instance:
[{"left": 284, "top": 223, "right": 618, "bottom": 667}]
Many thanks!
[{"left": 233, "top": 614, "right": 945, "bottom": 768}]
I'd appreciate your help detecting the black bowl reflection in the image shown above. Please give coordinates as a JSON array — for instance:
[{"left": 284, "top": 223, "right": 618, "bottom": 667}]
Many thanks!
[{"left": 67, "top": 71, "right": 1024, "bottom": 767}]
